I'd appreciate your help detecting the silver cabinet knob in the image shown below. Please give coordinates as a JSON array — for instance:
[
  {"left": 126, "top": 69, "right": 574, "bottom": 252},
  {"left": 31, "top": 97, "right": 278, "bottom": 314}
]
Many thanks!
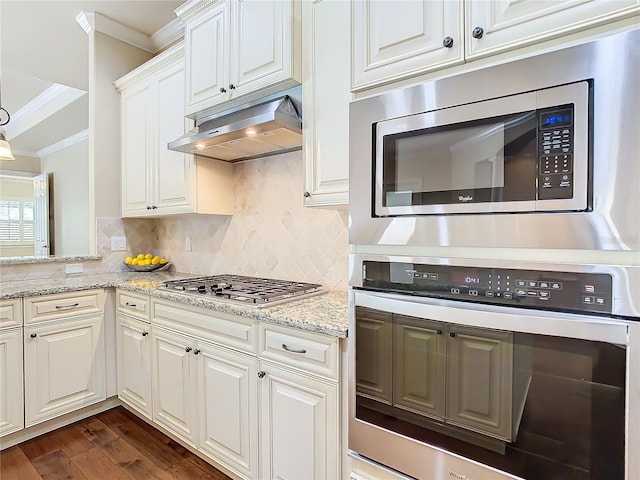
[
  {"left": 257, "top": 371, "right": 266, "bottom": 378},
  {"left": 472, "top": 27, "right": 484, "bottom": 39},
  {"left": 442, "top": 36, "right": 454, "bottom": 48}
]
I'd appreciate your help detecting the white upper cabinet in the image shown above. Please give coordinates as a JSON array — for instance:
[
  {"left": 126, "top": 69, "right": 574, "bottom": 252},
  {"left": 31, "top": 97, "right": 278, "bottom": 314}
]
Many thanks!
[
  {"left": 116, "top": 41, "right": 234, "bottom": 218},
  {"left": 177, "top": 0, "right": 302, "bottom": 118},
  {"left": 302, "top": 0, "right": 351, "bottom": 207},
  {"left": 352, "top": 0, "right": 463, "bottom": 91},
  {"left": 183, "top": 1, "right": 230, "bottom": 113},
  {"left": 352, "top": 0, "right": 640, "bottom": 91},
  {"left": 466, "top": 0, "right": 640, "bottom": 59}
]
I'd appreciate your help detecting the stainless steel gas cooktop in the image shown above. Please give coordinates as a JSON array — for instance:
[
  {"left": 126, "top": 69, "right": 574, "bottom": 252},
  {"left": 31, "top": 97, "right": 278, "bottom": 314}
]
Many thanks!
[{"left": 161, "top": 274, "right": 325, "bottom": 308}]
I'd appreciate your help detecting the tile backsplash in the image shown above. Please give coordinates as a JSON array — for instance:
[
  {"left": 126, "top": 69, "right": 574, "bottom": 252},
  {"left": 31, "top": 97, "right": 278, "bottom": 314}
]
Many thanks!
[
  {"left": 153, "top": 151, "right": 350, "bottom": 290},
  {"left": 1, "top": 152, "right": 350, "bottom": 290}
]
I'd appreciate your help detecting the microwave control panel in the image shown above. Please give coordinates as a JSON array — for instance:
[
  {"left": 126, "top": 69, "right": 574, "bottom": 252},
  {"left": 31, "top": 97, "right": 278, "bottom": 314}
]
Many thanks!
[
  {"left": 537, "top": 104, "right": 575, "bottom": 200},
  {"left": 361, "top": 261, "right": 613, "bottom": 315}
]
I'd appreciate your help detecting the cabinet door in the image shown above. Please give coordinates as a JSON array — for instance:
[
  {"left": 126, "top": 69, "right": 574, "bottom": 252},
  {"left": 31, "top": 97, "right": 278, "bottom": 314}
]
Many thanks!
[
  {"left": 0, "top": 328, "right": 24, "bottom": 436},
  {"left": 466, "top": 0, "right": 640, "bottom": 60},
  {"left": 302, "top": 0, "right": 350, "bottom": 207},
  {"left": 184, "top": 0, "right": 230, "bottom": 115},
  {"left": 155, "top": 61, "right": 195, "bottom": 214},
  {"left": 116, "top": 314, "right": 152, "bottom": 418},
  {"left": 198, "top": 341, "right": 258, "bottom": 479},
  {"left": 354, "top": 307, "right": 392, "bottom": 404},
  {"left": 393, "top": 316, "right": 446, "bottom": 420},
  {"left": 446, "top": 324, "right": 513, "bottom": 440},
  {"left": 259, "top": 362, "right": 339, "bottom": 480},
  {"left": 230, "top": 0, "right": 296, "bottom": 98},
  {"left": 24, "top": 314, "right": 106, "bottom": 426},
  {"left": 151, "top": 326, "right": 198, "bottom": 445},
  {"left": 352, "top": 0, "right": 463, "bottom": 91},
  {"left": 121, "top": 81, "right": 153, "bottom": 216}
]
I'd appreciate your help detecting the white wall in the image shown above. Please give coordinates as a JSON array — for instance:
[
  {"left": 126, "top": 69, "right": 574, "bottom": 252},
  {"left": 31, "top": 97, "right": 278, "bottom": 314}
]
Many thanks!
[
  {"left": 88, "top": 30, "right": 153, "bottom": 248},
  {"left": 41, "top": 139, "right": 90, "bottom": 256},
  {"left": 0, "top": 153, "right": 41, "bottom": 174}
]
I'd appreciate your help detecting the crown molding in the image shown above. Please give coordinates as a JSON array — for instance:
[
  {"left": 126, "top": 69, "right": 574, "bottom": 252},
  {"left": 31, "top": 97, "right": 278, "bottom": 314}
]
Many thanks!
[
  {"left": 5, "top": 85, "right": 86, "bottom": 140},
  {"left": 76, "top": 11, "right": 184, "bottom": 54},
  {"left": 37, "top": 129, "right": 89, "bottom": 158}
]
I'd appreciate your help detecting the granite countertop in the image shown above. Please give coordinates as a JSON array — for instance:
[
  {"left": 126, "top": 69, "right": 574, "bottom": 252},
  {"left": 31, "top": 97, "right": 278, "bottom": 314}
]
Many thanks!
[{"left": 0, "top": 272, "right": 349, "bottom": 338}]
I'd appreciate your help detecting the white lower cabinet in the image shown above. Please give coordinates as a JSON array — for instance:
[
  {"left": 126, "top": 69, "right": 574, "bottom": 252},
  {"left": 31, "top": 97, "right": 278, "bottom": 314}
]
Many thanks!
[
  {"left": 117, "top": 295, "right": 342, "bottom": 480},
  {"left": 259, "top": 361, "right": 339, "bottom": 480},
  {"left": 151, "top": 326, "right": 198, "bottom": 445},
  {"left": 198, "top": 341, "right": 258, "bottom": 479},
  {"left": 24, "top": 312, "right": 106, "bottom": 426},
  {"left": 0, "top": 327, "right": 24, "bottom": 436},
  {"left": 116, "top": 313, "right": 152, "bottom": 418}
]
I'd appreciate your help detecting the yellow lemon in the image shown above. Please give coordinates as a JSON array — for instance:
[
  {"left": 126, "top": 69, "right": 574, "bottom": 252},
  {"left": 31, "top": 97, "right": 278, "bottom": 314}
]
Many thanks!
[
  {"left": 125, "top": 257, "right": 133, "bottom": 264},
  {"left": 145, "top": 253, "right": 153, "bottom": 260},
  {"left": 144, "top": 259, "right": 152, "bottom": 265},
  {"left": 136, "top": 253, "right": 145, "bottom": 260},
  {"left": 131, "top": 258, "right": 139, "bottom": 265},
  {"left": 151, "top": 256, "right": 161, "bottom": 265},
  {"left": 159, "top": 258, "right": 167, "bottom": 264}
]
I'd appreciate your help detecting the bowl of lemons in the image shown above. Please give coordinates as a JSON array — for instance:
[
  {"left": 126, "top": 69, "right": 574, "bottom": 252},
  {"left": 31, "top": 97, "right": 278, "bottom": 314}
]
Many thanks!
[{"left": 124, "top": 253, "right": 169, "bottom": 272}]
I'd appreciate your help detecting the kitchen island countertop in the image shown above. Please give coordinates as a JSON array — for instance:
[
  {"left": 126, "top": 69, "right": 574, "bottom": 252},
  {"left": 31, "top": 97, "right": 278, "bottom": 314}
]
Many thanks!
[{"left": 0, "top": 272, "right": 348, "bottom": 338}]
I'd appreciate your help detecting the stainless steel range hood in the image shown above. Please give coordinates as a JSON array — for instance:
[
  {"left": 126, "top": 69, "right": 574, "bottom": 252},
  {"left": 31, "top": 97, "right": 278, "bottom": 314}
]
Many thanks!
[{"left": 168, "top": 93, "right": 302, "bottom": 162}]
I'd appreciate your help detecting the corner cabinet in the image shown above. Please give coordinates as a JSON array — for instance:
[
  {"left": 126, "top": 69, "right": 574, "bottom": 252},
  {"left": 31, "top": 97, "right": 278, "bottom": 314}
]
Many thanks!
[
  {"left": 177, "top": 0, "right": 302, "bottom": 119},
  {"left": 115, "top": 41, "right": 233, "bottom": 218},
  {"left": 352, "top": 0, "right": 640, "bottom": 91},
  {"left": 301, "top": 0, "right": 351, "bottom": 207}
]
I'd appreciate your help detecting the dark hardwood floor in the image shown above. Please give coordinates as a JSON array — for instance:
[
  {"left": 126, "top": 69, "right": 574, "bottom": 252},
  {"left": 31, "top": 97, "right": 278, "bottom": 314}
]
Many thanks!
[{"left": 0, "top": 406, "right": 232, "bottom": 480}]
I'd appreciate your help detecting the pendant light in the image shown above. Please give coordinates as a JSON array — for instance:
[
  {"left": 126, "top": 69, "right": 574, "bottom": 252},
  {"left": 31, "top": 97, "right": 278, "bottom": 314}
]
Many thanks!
[{"left": 0, "top": 79, "right": 15, "bottom": 161}]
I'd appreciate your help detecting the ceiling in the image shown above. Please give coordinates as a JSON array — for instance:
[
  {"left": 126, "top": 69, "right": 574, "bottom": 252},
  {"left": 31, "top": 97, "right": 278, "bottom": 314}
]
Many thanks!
[{"left": 0, "top": 1, "right": 183, "bottom": 157}]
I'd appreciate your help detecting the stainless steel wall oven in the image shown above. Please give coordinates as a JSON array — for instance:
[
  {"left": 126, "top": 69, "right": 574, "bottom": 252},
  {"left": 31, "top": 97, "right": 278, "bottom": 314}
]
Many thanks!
[
  {"left": 348, "top": 254, "right": 640, "bottom": 480},
  {"left": 349, "top": 29, "right": 640, "bottom": 250}
]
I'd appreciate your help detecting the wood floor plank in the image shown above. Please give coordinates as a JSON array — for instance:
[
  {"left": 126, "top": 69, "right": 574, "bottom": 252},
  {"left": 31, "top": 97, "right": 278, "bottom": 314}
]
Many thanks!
[
  {"left": 96, "top": 409, "right": 188, "bottom": 470},
  {"left": 0, "top": 446, "right": 43, "bottom": 480},
  {"left": 76, "top": 417, "right": 120, "bottom": 447},
  {"left": 70, "top": 447, "right": 132, "bottom": 480},
  {"left": 164, "top": 456, "right": 232, "bottom": 480},
  {"left": 19, "top": 423, "right": 94, "bottom": 463},
  {"left": 95, "top": 436, "right": 174, "bottom": 480},
  {"left": 2, "top": 407, "right": 231, "bottom": 480},
  {"left": 29, "top": 449, "right": 88, "bottom": 480}
]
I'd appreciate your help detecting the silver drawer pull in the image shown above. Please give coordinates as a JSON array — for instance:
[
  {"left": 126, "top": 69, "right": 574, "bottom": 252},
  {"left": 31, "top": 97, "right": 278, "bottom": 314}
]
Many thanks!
[
  {"left": 125, "top": 302, "right": 137, "bottom": 307},
  {"left": 55, "top": 303, "right": 80, "bottom": 310},
  {"left": 282, "top": 343, "right": 306, "bottom": 354}
]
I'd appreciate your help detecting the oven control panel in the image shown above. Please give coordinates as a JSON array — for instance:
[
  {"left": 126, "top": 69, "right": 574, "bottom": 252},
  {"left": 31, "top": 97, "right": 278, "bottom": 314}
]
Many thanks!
[{"left": 361, "top": 261, "right": 613, "bottom": 314}]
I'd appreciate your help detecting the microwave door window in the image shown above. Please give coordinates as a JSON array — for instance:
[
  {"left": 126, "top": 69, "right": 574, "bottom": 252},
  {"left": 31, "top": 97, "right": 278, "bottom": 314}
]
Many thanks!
[{"left": 381, "top": 111, "right": 537, "bottom": 210}]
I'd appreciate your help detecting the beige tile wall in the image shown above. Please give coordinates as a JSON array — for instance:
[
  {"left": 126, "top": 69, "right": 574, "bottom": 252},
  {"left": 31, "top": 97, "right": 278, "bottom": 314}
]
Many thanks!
[
  {"left": 1, "top": 152, "right": 350, "bottom": 290},
  {"left": 154, "top": 151, "right": 350, "bottom": 290}
]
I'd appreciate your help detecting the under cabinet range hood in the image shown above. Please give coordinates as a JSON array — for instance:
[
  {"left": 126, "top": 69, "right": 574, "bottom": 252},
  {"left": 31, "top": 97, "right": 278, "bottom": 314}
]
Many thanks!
[{"left": 168, "top": 93, "right": 302, "bottom": 162}]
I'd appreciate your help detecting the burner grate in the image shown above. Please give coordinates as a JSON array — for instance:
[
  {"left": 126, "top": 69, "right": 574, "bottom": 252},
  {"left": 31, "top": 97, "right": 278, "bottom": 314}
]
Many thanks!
[{"left": 162, "top": 275, "right": 324, "bottom": 307}]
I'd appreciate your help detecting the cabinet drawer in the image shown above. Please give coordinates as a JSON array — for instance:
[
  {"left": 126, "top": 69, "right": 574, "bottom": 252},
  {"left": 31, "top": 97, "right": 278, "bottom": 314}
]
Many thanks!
[
  {"left": 24, "top": 290, "right": 105, "bottom": 325},
  {"left": 259, "top": 324, "right": 339, "bottom": 381},
  {"left": 117, "top": 290, "right": 150, "bottom": 319},
  {"left": 0, "top": 298, "right": 23, "bottom": 329},
  {"left": 151, "top": 299, "right": 258, "bottom": 355}
]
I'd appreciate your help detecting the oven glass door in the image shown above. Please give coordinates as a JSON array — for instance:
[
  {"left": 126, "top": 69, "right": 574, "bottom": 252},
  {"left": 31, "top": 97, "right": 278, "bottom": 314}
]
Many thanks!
[
  {"left": 374, "top": 82, "right": 589, "bottom": 216},
  {"left": 353, "top": 303, "right": 626, "bottom": 480}
]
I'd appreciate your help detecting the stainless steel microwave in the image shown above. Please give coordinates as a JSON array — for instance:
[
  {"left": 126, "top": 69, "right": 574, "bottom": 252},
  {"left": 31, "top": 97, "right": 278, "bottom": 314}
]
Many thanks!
[
  {"left": 349, "top": 29, "right": 640, "bottom": 251},
  {"left": 375, "top": 82, "right": 589, "bottom": 216}
]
